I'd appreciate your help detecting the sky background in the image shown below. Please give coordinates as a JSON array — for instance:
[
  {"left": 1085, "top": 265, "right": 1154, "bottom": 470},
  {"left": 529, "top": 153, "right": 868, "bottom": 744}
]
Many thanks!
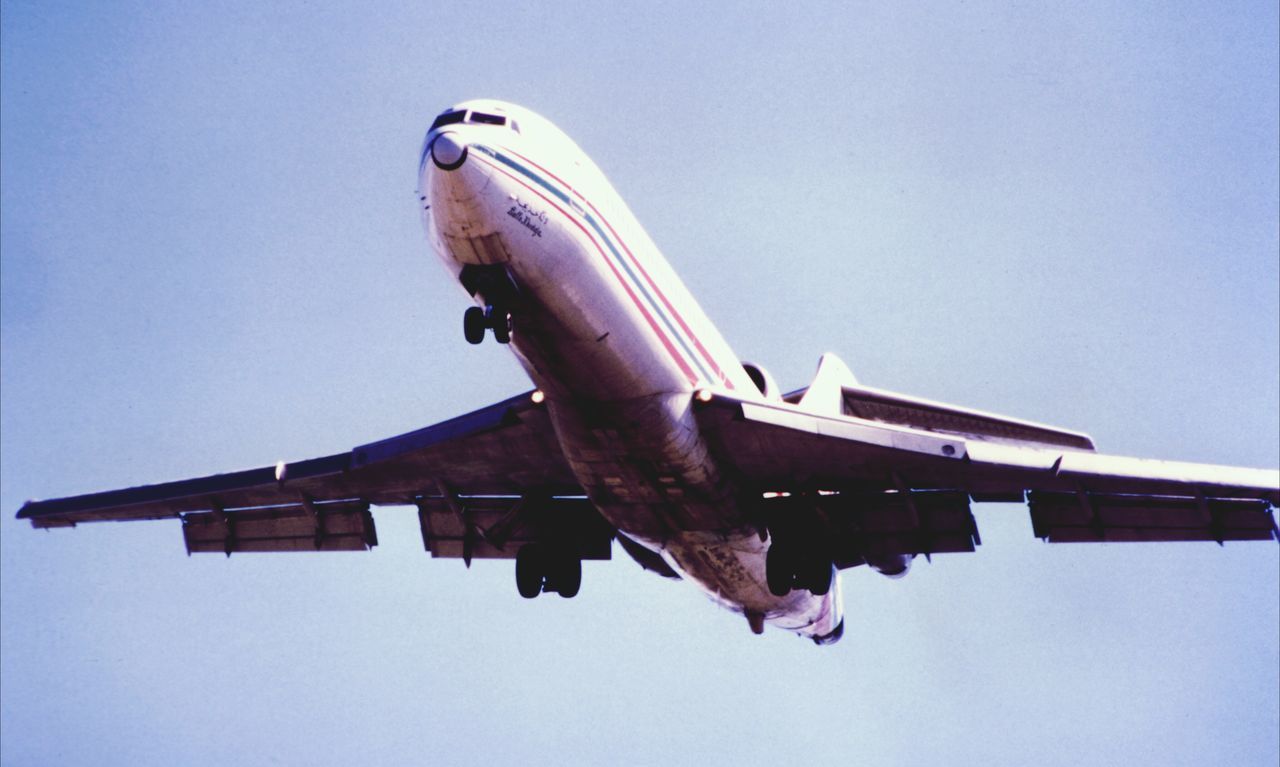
[{"left": 2, "top": 1, "right": 1277, "bottom": 765}]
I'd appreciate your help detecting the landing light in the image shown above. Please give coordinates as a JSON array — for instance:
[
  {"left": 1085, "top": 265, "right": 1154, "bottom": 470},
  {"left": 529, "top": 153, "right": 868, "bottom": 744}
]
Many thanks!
[
  {"left": 531, "top": 390, "right": 546, "bottom": 404},
  {"left": 695, "top": 389, "right": 714, "bottom": 403}
]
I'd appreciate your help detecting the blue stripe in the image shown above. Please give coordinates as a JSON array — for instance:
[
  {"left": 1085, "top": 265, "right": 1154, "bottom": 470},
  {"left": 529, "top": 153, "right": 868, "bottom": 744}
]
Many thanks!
[{"left": 471, "top": 144, "right": 719, "bottom": 384}]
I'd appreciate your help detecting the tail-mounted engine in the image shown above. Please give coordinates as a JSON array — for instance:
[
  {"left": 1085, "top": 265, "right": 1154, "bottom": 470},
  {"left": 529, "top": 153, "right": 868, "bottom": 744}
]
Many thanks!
[
  {"left": 741, "top": 361, "right": 782, "bottom": 401},
  {"left": 864, "top": 553, "right": 913, "bottom": 579}
]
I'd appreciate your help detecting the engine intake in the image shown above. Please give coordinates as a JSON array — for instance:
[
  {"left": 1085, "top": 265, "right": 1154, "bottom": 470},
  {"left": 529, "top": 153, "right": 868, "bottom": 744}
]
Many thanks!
[{"left": 741, "top": 362, "right": 781, "bottom": 401}]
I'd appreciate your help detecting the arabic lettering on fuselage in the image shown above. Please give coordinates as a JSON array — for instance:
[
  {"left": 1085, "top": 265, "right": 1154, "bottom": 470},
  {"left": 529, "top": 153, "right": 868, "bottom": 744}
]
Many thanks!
[{"left": 507, "top": 198, "right": 548, "bottom": 238}]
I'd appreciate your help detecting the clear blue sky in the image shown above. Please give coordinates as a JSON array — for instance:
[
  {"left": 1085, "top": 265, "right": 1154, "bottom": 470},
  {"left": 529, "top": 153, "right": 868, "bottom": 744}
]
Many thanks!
[{"left": 2, "top": 2, "right": 1277, "bottom": 765}]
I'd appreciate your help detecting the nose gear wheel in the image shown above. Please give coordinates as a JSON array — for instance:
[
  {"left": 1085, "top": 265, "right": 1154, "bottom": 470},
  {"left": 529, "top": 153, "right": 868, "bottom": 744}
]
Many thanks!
[
  {"left": 463, "top": 307, "right": 487, "bottom": 345},
  {"left": 462, "top": 304, "right": 513, "bottom": 345}
]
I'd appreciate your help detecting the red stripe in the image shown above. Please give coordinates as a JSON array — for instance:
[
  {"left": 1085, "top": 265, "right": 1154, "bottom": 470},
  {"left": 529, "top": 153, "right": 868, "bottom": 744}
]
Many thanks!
[
  {"left": 501, "top": 146, "right": 734, "bottom": 389},
  {"left": 584, "top": 197, "right": 733, "bottom": 388},
  {"left": 470, "top": 154, "right": 701, "bottom": 386}
]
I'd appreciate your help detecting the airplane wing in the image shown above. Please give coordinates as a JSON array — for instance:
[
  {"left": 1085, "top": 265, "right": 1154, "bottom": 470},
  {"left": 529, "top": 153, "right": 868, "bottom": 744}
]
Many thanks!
[
  {"left": 17, "top": 392, "right": 611, "bottom": 561},
  {"left": 693, "top": 390, "right": 1279, "bottom": 567}
]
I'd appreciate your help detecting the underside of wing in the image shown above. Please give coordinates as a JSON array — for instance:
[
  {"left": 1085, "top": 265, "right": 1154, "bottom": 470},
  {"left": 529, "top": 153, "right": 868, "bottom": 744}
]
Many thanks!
[
  {"left": 17, "top": 392, "right": 609, "bottom": 561},
  {"left": 694, "top": 390, "right": 1279, "bottom": 566}
]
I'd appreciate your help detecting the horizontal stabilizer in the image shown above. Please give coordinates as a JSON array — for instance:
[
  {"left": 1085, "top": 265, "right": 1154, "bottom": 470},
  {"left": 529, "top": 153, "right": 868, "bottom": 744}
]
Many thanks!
[{"left": 840, "top": 384, "right": 1095, "bottom": 450}]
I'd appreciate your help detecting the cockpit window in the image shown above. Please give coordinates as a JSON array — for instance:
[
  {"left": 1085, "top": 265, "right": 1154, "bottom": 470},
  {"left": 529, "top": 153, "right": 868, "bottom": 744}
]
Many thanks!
[
  {"left": 430, "top": 108, "right": 518, "bottom": 133},
  {"left": 429, "top": 110, "right": 466, "bottom": 132}
]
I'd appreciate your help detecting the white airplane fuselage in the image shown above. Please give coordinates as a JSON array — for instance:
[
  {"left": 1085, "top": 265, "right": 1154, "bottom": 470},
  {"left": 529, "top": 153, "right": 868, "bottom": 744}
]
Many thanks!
[{"left": 419, "top": 100, "right": 842, "bottom": 642}]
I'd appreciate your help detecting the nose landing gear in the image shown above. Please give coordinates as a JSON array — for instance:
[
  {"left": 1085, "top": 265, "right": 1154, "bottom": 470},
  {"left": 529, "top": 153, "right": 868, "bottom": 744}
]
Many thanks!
[
  {"left": 463, "top": 304, "right": 512, "bottom": 345},
  {"left": 458, "top": 264, "right": 519, "bottom": 346},
  {"left": 489, "top": 306, "right": 512, "bottom": 344},
  {"left": 463, "top": 306, "right": 486, "bottom": 345}
]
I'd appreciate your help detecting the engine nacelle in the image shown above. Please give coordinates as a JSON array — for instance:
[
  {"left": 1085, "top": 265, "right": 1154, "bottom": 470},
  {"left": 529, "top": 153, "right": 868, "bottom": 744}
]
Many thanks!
[
  {"left": 866, "top": 553, "right": 913, "bottom": 579},
  {"left": 741, "top": 361, "right": 782, "bottom": 401}
]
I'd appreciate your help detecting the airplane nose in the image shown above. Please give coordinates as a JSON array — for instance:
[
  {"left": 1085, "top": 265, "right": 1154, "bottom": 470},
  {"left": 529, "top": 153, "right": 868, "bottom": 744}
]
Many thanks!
[
  {"left": 431, "top": 132, "right": 468, "bottom": 170},
  {"left": 424, "top": 135, "right": 494, "bottom": 239}
]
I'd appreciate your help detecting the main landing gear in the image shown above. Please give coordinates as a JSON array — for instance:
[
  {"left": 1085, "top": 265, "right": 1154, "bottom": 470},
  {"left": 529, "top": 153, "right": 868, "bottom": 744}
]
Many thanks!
[
  {"left": 765, "top": 535, "right": 834, "bottom": 597},
  {"left": 464, "top": 304, "right": 512, "bottom": 345},
  {"left": 515, "top": 543, "right": 582, "bottom": 599}
]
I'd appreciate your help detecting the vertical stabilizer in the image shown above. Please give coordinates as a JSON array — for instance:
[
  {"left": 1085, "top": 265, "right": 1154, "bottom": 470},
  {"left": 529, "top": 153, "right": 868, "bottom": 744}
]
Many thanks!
[{"left": 797, "top": 353, "right": 858, "bottom": 416}]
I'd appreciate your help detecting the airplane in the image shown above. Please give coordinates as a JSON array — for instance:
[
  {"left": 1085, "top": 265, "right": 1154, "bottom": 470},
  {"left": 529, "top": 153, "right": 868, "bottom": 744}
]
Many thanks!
[{"left": 18, "top": 99, "right": 1280, "bottom": 645}]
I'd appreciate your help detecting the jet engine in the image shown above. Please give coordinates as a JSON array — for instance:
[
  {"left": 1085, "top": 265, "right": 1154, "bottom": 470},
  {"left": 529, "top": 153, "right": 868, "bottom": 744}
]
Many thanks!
[
  {"left": 741, "top": 362, "right": 782, "bottom": 401},
  {"left": 866, "top": 553, "right": 913, "bottom": 579}
]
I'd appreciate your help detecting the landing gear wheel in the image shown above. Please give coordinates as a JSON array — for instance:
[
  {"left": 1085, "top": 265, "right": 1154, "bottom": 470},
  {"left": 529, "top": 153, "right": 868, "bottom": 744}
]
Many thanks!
[
  {"left": 766, "top": 541, "right": 794, "bottom": 597},
  {"left": 515, "top": 544, "right": 544, "bottom": 599},
  {"left": 553, "top": 556, "right": 582, "bottom": 598},
  {"left": 488, "top": 306, "right": 512, "bottom": 344},
  {"left": 492, "top": 314, "right": 511, "bottom": 344},
  {"left": 805, "top": 557, "right": 834, "bottom": 596},
  {"left": 463, "top": 306, "right": 487, "bottom": 345}
]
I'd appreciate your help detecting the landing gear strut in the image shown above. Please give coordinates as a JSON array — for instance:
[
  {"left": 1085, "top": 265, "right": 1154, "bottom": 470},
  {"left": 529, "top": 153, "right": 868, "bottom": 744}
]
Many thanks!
[
  {"left": 488, "top": 305, "right": 511, "bottom": 344},
  {"left": 463, "top": 304, "right": 512, "bottom": 345},
  {"left": 458, "top": 264, "right": 519, "bottom": 347},
  {"left": 515, "top": 543, "right": 581, "bottom": 598}
]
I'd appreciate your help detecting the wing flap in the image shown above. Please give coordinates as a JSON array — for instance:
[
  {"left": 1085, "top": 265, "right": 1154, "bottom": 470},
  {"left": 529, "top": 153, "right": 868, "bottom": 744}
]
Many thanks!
[
  {"left": 757, "top": 490, "right": 978, "bottom": 568},
  {"left": 182, "top": 500, "right": 376, "bottom": 554},
  {"left": 415, "top": 496, "right": 613, "bottom": 561},
  {"left": 1029, "top": 492, "right": 1277, "bottom": 544}
]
